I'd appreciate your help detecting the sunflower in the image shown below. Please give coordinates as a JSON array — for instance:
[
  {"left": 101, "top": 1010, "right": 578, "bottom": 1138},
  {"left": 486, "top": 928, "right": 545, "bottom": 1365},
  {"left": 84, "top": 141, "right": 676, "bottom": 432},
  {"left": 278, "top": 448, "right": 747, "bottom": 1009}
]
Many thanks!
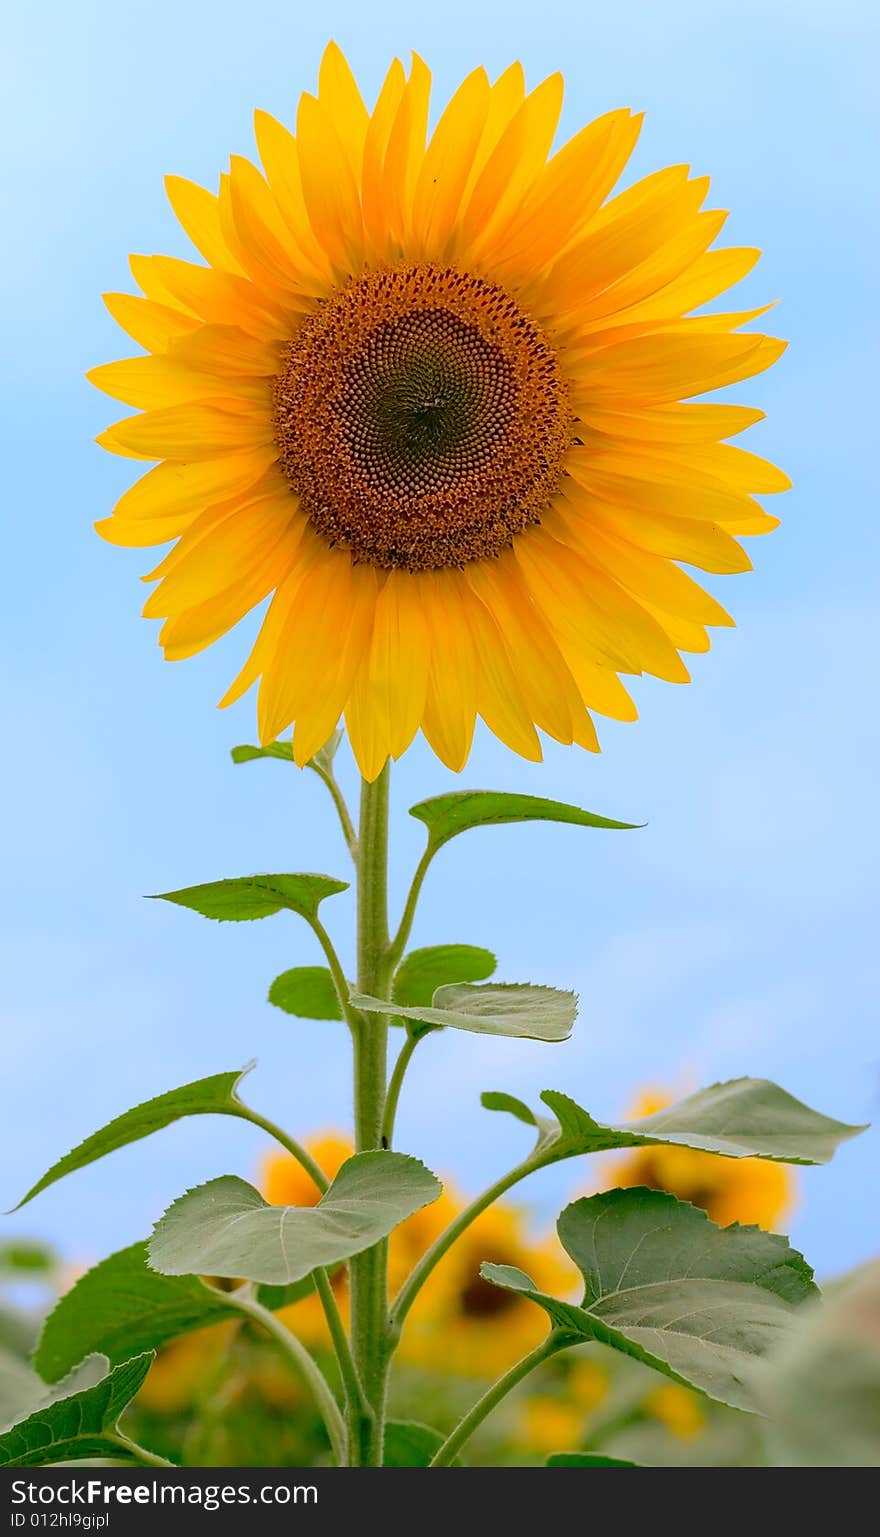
[
  {"left": 398, "top": 1200, "right": 577, "bottom": 1380},
  {"left": 599, "top": 1087, "right": 796, "bottom": 1230},
  {"left": 91, "top": 44, "right": 787, "bottom": 780}
]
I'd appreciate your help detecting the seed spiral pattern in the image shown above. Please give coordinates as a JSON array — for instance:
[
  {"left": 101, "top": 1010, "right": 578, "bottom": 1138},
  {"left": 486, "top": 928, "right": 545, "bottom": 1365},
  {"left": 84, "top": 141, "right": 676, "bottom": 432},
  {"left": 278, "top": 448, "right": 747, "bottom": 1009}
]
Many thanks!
[{"left": 273, "top": 263, "right": 572, "bottom": 571}]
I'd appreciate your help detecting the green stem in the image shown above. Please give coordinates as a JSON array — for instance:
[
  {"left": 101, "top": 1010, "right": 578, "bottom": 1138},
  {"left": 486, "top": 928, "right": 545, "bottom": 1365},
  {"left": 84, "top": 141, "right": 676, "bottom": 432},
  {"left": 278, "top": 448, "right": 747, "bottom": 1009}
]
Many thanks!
[
  {"left": 107, "top": 1432, "right": 176, "bottom": 1468},
  {"left": 387, "top": 844, "right": 433, "bottom": 969},
  {"left": 348, "top": 764, "right": 392, "bottom": 1467},
  {"left": 389, "top": 1153, "right": 544, "bottom": 1340},
  {"left": 225, "top": 1291, "right": 346, "bottom": 1465},
  {"left": 429, "top": 1334, "right": 571, "bottom": 1467},
  {"left": 231, "top": 1107, "right": 328, "bottom": 1195},
  {"left": 309, "top": 759, "right": 359, "bottom": 864},
  {"left": 305, "top": 910, "right": 360, "bottom": 1030},
  {"left": 381, "top": 1028, "right": 430, "bottom": 1147},
  {"left": 313, "top": 1267, "right": 370, "bottom": 1423}
]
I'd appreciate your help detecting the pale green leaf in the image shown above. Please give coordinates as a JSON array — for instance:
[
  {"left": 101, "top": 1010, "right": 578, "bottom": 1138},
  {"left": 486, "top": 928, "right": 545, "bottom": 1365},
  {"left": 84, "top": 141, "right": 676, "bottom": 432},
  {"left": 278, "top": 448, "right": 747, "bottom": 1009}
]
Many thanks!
[
  {"left": 482, "top": 1077, "right": 865, "bottom": 1167},
  {"left": 354, "top": 983, "right": 576, "bottom": 1042},
  {"left": 0, "top": 1241, "right": 59, "bottom": 1277},
  {"left": 758, "top": 1259, "right": 880, "bottom": 1466},
  {"left": 34, "top": 1242, "right": 314, "bottom": 1384},
  {"left": 383, "top": 1420, "right": 460, "bottom": 1467},
  {"left": 393, "top": 945, "right": 496, "bottom": 1008},
  {"left": 409, "top": 789, "right": 639, "bottom": 852},
  {"left": 268, "top": 966, "right": 343, "bottom": 1021},
  {"left": 482, "top": 1188, "right": 817, "bottom": 1412},
  {"left": 12, "top": 1066, "right": 254, "bottom": 1211},
  {"left": 230, "top": 742, "right": 293, "bottom": 765},
  {"left": 151, "top": 872, "right": 348, "bottom": 922},
  {"left": 0, "top": 1353, "right": 155, "bottom": 1467},
  {"left": 547, "top": 1452, "right": 641, "bottom": 1467},
  {"left": 34, "top": 1244, "right": 235, "bottom": 1383},
  {"left": 0, "top": 1350, "right": 45, "bottom": 1432},
  {"left": 150, "top": 1152, "right": 441, "bottom": 1286}
]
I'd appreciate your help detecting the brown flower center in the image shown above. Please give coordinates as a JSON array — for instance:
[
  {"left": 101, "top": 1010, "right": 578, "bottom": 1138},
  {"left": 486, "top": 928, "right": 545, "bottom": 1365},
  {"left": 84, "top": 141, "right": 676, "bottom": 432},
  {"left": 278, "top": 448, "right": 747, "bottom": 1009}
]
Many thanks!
[{"left": 273, "top": 263, "right": 571, "bottom": 572}]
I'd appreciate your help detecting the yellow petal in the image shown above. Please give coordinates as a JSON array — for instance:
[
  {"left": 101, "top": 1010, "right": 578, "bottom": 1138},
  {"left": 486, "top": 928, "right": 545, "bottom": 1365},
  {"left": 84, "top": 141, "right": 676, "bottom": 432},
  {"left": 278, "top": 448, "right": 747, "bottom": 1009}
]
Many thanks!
[
  {"left": 147, "top": 256, "right": 290, "bottom": 341},
  {"left": 575, "top": 402, "right": 765, "bottom": 443},
  {"left": 547, "top": 501, "right": 733, "bottom": 626},
  {"left": 545, "top": 169, "right": 709, "bottom": 314},
  {"left": 567, "top": 452, "right": 765, "bottom": 525},
  {"left": 465, "top": 552, "right": 588, "bottom": 744},
  {"left": 159, "top": 512, "right": 304, "bottom": 658},
  {"left": 361, "top": 58, "right": 407, "bottom": 259},
  {"left": 227, "top": 154, "right": 312, "bottom": 296},
  {"left": 252, "top": 109, "right": 332, "bottom": 285},
  {"left": 129, "top": 255, "right": 198, "bottom": 314},
  {"left": 168, "top": 323, "right": 283, "bottom": 377},
  {"left": 144, "top": 488, "right": 298, "bottom": 616},
  {"left": 318, "top": 41, "right": 369, "bottom": 183},
  {"left": 491, "top": 108, "right": 643, "bottom": 274},
  {"left": 164, "top": 175, "right": 245, "bottom": 274},
  {"left": 87, "top": 354, "right": 259, "bottom": 410},
  {"left": 411, "top": 68, "right": 490, "bottom": 257},
  {"left": 382, "top": 53, "right": 432, "bottom": 250},
  {"left": 108, "top": 450, "right": 277, "bottom": 524},
  {"left": 296, "top": 92, "right": 365, "bottom": 275},
  {"left": 570, "top": 331, "right": 786, "bottom": 404},
  {"left": 576, "top": 209, "right": 727, "bottom": 326},
  {"left": 459, "top": 72, "right": 564, "bottom": 260},
  {"left": 463, "top": 584, "right": 543, "bottom": 759},
  {"left": 356, "top": 572, "right": 431, "bottom": 762},
  {"left": 601, "top": 245, "right": 761, "bottom": 328},
  {"left": 418, "top": 571, "right": 478, "bottom": 773},
  {"left": 562, "top": 478, "right": 752, "bottom": 574},
  {"left": 102, "top": 292, "right": 199, "bottom": 353},
  {"left": 98, "top": 400, "right": 274, "bottom": 460}
]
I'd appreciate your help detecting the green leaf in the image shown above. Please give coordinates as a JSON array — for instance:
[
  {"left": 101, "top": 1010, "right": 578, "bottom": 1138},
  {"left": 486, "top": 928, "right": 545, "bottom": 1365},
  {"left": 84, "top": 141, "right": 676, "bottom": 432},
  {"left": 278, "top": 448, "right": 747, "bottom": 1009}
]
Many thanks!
[
  {"left": 547, "top": 1453, "right": 641, "bottom": 1467},
  {"left": 0, "top": 1353, "right": 155, "bottom": 1467},
  {"left": 758, "top": 1259, "right": 880, "bottom": 1466},
  {"left": 151, "top": 872, "right": 348, "bottom": 923},
  {"left": 231, "top": 742, "right": 293, "bottom": 765},
  {"left": 150, "top": 1152, "right": 441, "bottom": 1286},
  {"left": 0, "top": 1350, "right": 45, "bottom": 1431},
  {"left": 354, "top": 983, "right": 576, "bottom": 1042},
  {"left": 409, "top": 789, "right": 639, "bottom": 852},
  {"left": 383, "top": 1420, "right": 460, "bottom": 1467},
  {"left": 34, "top": 1244, "right": 235, "bottom": 1383},
  {"left": 268, "top": 966, "right": 343, "bottom": 1022},
  {"left": 482, "top": 1077, "right": 866, "bottom": 1167},
  {"left": 393, "top": 945, "right": 496, "bottom": 1008},
  {"left": 12, "top": 1066, "right": 254, "bottom": 1212},
  {"left": 0, "top": 1240, "right": 59, "bottom": 1277},
  {"left": 482, "top": 1188, "right": 818, "bottom": 1412},
  {"left": 33, "top": 1242, "right": 313, "bottom": 1384}
]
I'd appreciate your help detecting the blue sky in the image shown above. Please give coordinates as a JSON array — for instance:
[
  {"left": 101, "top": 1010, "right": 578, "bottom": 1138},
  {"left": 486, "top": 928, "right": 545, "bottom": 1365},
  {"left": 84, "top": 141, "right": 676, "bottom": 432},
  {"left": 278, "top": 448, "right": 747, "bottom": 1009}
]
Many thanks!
[{"left": 2, "top": 0, "right": 878, "bottom": 1283}]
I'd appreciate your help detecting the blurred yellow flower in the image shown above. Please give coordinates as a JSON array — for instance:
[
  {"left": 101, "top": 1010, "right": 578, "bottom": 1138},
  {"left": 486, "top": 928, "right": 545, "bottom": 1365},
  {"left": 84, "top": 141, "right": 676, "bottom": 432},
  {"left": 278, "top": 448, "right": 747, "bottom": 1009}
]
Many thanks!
[
  {"left": 644, "top": 1383, "right": 706, "bottom": 1440},
  {"left": 260, "top": 1139, "right": 576, "bottom": 1378},
  {"left": 601, "top": 1087, "right": 796, "bottom": 1230},
  {"left": 515, "top": 1395, "right": 585, "bottom": 1455},
  {"left": 137, "top": 1322, "right": 234, "bottom": 1412},
  {"left": 567, "top": 1358, "right": 611, "bottom": 1414}
]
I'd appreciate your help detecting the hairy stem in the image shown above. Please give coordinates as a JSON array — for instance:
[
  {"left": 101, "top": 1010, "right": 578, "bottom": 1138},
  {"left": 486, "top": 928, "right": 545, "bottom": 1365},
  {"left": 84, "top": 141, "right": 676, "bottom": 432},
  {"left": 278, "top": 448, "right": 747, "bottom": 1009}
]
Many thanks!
[
  {"left": 231, "top": 1107, "right": 328, "bottom": 1195},
  {"left": 309, "top": 758, "right": 359, "bottom": 865},
  {"left": 313, "top": 1268, "right": 370, "bottom": 1423},
  {"left": 349, "top": 765, "right": 392, "bottom": 1466},
  {"left": 225, "top": 1291, "right": 346, "bottom": 1465},
  {"left": 381, "top": 1028, "right": 430, "bottom": 1148},
  {"left": 430, "top": 1334, "right": 571, "bottom": 1466},
  {"left": 107, "top": 1432, "right": 176, "bottom": 1469},
  {"left": 387, "top": 845, "right": 433, "bottom": 969}
]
